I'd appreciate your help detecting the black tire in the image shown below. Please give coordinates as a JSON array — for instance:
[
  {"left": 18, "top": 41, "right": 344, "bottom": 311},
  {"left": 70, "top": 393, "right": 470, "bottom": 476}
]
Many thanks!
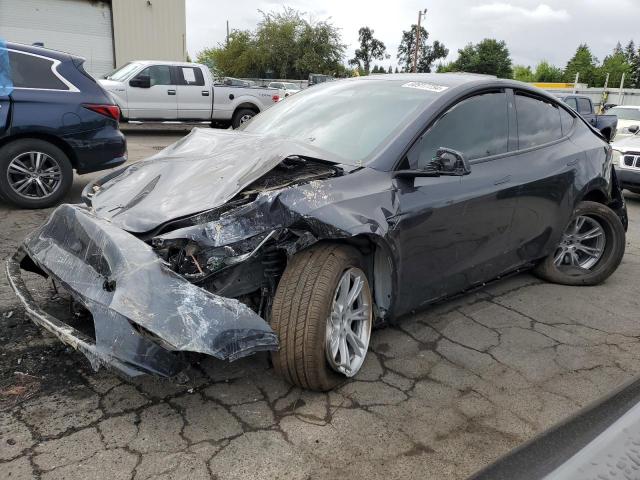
[
  {"left": 231, "top": 108, "right": 256, "bottom": 129},
  {"left": 0, "top": 139, "right": 73, "bottom": 209},
  {"left": 533, "top": 201, "right": 625, "bottom": 285},
  {"left": 270, "top": 244, "right": 372, "bottom": 391}
]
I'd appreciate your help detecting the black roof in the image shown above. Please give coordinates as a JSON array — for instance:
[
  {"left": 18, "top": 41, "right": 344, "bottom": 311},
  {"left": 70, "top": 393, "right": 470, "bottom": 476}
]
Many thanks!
[{"left": 3, "top": 41, "right": 77, "bottom": 62}]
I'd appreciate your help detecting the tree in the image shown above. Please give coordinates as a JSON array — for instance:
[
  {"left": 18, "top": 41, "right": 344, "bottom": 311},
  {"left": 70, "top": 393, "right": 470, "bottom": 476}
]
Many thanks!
[
  {"left": 512, "top": 65, "right": 534, "bottom": 82},
  {"left": 388, "top": 65, "right": 393, "bottom": 74},
  {"left": 631, "top": 46, "right": 640, "bottom": 88},
  {"left": 196, "top": 7, "right": 346, "bottom": 79},
  {"left": 348, "top": 27, "right": 387, "bottom": 74},
  {"left": 598, "top": 48, "right": 631, "bottom": 87},
  {"left": 534, "top": 61, "right": 564, "bottom": 82},
  {"left": 625, "top": 40, "right": 636, "bottom": 63},
  {"left": 396, "top": 25, "right": 448, "bottom": 73},
  {"left": 444, "top": 39, "right": 512, "bottom": 78},
  {"left": 394, "top": 66, "right": 399, "bottom": 73},
  {"left": 563, "top": 44, "right": 599, "bottom": 85}
]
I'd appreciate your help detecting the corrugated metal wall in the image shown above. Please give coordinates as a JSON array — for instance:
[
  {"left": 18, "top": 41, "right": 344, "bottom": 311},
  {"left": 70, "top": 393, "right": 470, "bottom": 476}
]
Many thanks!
[
  {"left": 0, "top": 0, "right": 115, "bottom": 77},
  {"left": 111, "top": 0, "right": 186, "bottom": 67}
]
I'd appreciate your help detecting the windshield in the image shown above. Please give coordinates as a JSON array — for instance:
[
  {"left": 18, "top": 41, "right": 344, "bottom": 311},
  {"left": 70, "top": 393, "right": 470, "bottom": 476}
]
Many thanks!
[
  {"left": 283, "top": 83, "right": 298, "bottom": 89},
  {"left": 240, "top": 79, "right": 441, "bottom": 164},
  {"left": 609, "top": 108, "right": 640, "bottom": 121},
  {"left": 104, "top": 62, "right": 140, "bottom": 81}
]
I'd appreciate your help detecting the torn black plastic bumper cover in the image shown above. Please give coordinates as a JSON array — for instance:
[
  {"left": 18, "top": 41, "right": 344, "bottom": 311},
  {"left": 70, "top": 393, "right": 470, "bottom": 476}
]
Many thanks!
[{"left": 5, "top": 204, "right": 278, "bottom": 378}]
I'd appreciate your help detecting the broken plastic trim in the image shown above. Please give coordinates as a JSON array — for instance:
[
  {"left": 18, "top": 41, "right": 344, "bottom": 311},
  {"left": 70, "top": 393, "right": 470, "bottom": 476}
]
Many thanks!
[{"left": 7, "top": 204, "right": 279, "bottom": 378}]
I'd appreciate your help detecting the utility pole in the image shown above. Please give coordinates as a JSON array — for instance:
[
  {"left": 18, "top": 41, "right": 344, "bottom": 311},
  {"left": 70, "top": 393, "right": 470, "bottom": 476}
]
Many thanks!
[
  {"left": 226, "top": 20, "right": 230, "bottom": 46},
  {"left": 413, "top": 8, "right": 427, "bottom": 73}
]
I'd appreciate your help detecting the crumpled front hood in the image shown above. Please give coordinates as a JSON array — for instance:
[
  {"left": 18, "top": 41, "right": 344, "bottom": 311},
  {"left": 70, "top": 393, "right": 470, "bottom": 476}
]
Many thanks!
[{"left": 87, "top": 128, "right": 338, "bottom": 233}]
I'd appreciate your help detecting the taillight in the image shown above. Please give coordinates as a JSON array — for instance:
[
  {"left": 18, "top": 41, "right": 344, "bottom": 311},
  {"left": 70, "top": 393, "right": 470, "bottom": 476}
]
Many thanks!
[
  {"left": 83, "top": 104, "right": 120, "bottom": 121},
  {"left": 272, "top": 94, "right": 280, "bottom": 102}
]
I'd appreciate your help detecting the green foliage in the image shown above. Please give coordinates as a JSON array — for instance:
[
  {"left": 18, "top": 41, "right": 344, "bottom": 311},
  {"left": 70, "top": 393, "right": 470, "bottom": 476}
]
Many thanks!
[
  {"left": 348, "top": 27, "right": 387, "bottom": 74},
  {"left": 443, "top": 39, "right": 512, "bottom": 78},
  {"left": 599, "top": 50, "right": 631, "bottom": 87},
  {"left": 512, "top": 65, "right": 534, "bottom": 82},
  {"left": 563, "top": 44, "right": 599, "bottom": 85},
  {"left": 196, "top": 7, "right": 345, "bottom": 79},
  {"left": 533, "top": 61, "right": 564, "bottom": 82},
  {"left": 396, "top": 25, "right": 448, "bottom": 73}
]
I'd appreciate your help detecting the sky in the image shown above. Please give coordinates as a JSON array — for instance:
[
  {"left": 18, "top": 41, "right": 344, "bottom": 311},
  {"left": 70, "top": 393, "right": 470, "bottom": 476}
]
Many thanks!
[{"left": 185, "top": 0, "right": 640, "bottom": 71}]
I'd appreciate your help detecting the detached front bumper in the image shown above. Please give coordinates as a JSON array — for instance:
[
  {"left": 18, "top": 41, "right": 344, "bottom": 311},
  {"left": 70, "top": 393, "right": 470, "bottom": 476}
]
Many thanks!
[{"left": 6, "top": 204, "right": 278, "bottom": 379}]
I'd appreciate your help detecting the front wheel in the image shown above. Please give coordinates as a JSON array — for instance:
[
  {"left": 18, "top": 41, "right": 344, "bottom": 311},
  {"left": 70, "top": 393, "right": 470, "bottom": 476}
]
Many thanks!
[
  {"left": 270, "top": 244, "right": 373, "bottom": 391},
  {"left": 533, "top": 201, "right": 625, "bottom": 285}
]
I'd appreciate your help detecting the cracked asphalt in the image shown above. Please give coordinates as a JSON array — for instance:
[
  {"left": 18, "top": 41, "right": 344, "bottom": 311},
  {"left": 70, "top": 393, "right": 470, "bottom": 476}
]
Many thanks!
[{"left": 1, "top": 128, "right": 640, "bottom": 479}]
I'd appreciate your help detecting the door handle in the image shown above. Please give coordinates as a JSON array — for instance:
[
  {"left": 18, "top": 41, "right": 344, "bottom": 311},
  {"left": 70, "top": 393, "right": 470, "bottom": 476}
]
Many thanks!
[
  {"left": 202, "top": 90, "right": 210, "bottom": 96},
  {"left": 167, "top": 89, "right": 176, "bottom": 95},
  {"left": 494, "top": 175, "right": 511, "bottom": 185}
]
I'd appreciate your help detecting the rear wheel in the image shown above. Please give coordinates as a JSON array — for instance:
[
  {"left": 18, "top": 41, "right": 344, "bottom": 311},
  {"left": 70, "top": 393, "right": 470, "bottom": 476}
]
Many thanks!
[
  {"left": 533, "top": 201, "right": 625, "bottom": 285},
  {"left": 231, "top": 108, "right": 257, "bottom": 129},
  {"left": 0, "top": 139, "right": 73, "bottom": 209},
  {"left": 270, "top": 244, "right": 373, "bottom": 391}
]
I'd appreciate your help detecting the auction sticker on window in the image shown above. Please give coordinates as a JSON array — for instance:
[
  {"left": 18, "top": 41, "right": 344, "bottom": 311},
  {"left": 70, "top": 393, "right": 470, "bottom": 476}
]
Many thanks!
[{"left": 401, "top": 82, "right": 448, "bottom": 92}]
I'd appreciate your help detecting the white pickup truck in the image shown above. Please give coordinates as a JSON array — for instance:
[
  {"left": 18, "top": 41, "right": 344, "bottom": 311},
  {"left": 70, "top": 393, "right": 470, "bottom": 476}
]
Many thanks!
[{"left": 98, "top": 61, "right": 282, "bottom": 128}]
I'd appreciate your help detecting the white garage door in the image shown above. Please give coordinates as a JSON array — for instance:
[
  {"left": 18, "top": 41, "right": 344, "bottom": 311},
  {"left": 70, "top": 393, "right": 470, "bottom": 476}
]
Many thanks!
[{"left": 0, "top": 0, "right": 114, "bottom": 78}]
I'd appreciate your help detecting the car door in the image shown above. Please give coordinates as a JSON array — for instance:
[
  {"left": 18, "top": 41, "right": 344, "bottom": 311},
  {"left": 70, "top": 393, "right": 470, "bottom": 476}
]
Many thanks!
[
  {"left": 507, "top": 91, "right": 580, "bottom": 262},
  {"left": 392, "top": 90, "right": 520, "bottom": 310},
  {"left": 175, "top": 66, "right": 211, "bottom": 120},
  {"left": 126, "top": 65, "right": 177, "bottom": 120},
  {"left": 576, "top": 97, "right": 596, "bottom": 126}
]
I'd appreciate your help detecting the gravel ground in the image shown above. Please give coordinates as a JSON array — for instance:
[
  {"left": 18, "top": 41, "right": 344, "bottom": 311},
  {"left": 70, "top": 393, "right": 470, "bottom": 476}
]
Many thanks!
[{"left": 1, "top": 128, "right": 640, "bottom": 480}]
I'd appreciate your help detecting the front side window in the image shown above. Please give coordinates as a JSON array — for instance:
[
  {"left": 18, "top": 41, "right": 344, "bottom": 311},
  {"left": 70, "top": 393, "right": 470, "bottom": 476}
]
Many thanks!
[
  {"left": 577, "top": 98, "right": 592, "bottom": 114},
  {"left": 515, "top": 93, "right": 562, "bottom": 149},
  {"left": 564, "top": 97, "right": 578, "bottom": 110},
  {"left": 136, "top": 65, "right": 172, "bottom": 86},
  {"left": 408, "top": 91, "right": 509, "bottom": 169},
  {"left": 9, "top": 51, "right": 67, "bottom": 90}
]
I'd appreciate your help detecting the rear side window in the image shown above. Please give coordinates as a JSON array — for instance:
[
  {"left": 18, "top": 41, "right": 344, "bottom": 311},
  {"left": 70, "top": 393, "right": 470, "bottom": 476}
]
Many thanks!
[
  {"left": 577, "top": 98, "right": 592, "bottom": 114},
  {"left": 178, "top": 66, "right": 204, "bottom": 86},
  {"left": 560, "top": 108, "right": 575, "bottom": 136},
  {"left": 515, "top": 93, "right": 562, "bottom": 149},
  {"left": 9, "top": 51, "right": 68, "bottom": 90},
  {"left": 409, "top": 91, "right": 509, "bottom": 168}
]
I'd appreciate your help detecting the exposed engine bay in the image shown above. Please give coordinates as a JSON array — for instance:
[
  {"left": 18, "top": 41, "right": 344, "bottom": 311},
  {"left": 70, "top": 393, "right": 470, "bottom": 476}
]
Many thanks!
[{"left": 153, "top": 156, "right": 342, "bottom": 318}]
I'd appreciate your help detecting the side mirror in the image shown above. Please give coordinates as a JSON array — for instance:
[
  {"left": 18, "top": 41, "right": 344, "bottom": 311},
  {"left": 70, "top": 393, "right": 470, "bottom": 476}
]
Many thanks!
[
  {"left": 429, "top": 148, "right": 471, "bottom": 176},
  {"left": 129, "top": 76, "right": 151, "bottom": 88},
  {"left": 629, "top": 125, "right": 639, "bottom": 134}
]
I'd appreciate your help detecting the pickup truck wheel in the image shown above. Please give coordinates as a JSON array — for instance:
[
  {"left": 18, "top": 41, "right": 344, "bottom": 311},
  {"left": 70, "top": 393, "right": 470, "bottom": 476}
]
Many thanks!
[
  {"left": 0, "top": 139, "right": 73, "bottom": 209},
  {"left": 270, "top": 244, "right": 373, "bottom": 391},
  {"left": 533, "top": 201, "right": 625, "bottom": 286},
  {"left": 232, "top": 108, "right": 256, "bottom": 129}
]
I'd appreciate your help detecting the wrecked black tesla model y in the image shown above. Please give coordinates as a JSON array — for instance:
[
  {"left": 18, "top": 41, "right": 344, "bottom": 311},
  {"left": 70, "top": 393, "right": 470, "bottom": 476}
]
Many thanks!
[{"left": 7, "top": 74, "right": 627, "bottom": 391}]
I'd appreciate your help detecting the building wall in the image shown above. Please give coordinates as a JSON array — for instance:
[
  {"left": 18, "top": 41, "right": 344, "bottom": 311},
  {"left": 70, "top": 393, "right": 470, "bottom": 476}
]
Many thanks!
[
  {"left": 111, "top": 0, "right": 186, "bottom": 67},
  {"left": 0, "top": 0, "right": 115, "bottom": 77}
]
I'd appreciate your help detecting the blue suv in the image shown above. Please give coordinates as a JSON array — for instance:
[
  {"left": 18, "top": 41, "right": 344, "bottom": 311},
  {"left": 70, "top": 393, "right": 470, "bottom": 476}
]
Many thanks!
[{"left": 0, "top": 42, "right": 127, "bottom": 208}]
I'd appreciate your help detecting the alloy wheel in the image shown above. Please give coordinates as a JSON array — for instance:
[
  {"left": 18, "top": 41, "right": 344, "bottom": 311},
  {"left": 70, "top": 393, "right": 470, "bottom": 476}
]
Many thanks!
[
  {"left": 6, "top": 151, "right": 63, "bottom": 199},
  {"left": 554, "top": 215, "right": 606, "bottom": 270},
  {"left": 325, "top": 267, "right": 372, "bottom": 377}
]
